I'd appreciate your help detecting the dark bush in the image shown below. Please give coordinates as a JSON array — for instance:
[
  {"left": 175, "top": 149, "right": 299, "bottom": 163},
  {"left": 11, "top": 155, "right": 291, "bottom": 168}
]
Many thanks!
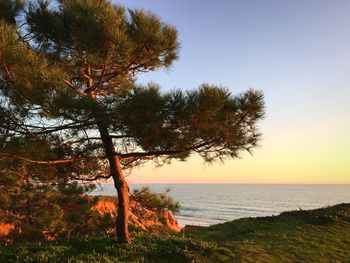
[{"left": 132, "top": 187, "right": 180, "bottom": 214}]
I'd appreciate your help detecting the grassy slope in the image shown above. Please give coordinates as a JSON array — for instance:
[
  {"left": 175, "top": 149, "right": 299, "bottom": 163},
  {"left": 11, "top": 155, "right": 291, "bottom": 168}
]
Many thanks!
[
  {"left": 0, "top": 233, "right": 230, "bottom": 263},
  {"left": 190, "top": 203, "right": 350, "bottom": 262},
  {"left": 1, "top": 203, "right": 350, "bottom": 262}
]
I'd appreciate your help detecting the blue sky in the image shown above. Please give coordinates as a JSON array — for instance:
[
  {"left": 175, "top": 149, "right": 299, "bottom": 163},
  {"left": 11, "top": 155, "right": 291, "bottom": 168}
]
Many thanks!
[{"left": 114, "top": 0, "right": 350, "bottom": 183}]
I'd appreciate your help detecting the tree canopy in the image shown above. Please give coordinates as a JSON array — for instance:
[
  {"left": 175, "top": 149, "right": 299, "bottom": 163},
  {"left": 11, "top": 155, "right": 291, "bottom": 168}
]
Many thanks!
[{"left": 0, "top": 0, "right": 265, "bottom": 244}]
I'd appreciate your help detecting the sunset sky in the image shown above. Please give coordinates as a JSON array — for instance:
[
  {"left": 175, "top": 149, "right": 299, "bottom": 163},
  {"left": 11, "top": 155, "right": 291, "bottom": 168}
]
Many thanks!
[{"left": 115, "top": 0, "right": 350, "bottom": 184}]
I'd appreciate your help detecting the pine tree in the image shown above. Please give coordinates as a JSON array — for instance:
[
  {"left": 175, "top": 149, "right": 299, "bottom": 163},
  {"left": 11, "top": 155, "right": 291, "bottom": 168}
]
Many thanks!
[{"left": 0, "top": 0, "right": 265, "bottom": 244}]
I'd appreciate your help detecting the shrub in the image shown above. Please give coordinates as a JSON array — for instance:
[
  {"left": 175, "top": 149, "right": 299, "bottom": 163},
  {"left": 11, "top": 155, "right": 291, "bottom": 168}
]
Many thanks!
[{"left": 132, "top": 187, "right": 180, "bottom": 214}]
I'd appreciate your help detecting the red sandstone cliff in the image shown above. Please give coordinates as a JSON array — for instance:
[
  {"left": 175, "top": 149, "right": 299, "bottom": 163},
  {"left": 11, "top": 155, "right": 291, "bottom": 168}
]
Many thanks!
[
  {"left": 0, "top": 198, "right": 180, "bottom": 239},
  {"left": 0, "top": 223, "right": 14, "bottom": 237},
  {"left": 91, "top": 199, "right": 180, "bottom": 232}
]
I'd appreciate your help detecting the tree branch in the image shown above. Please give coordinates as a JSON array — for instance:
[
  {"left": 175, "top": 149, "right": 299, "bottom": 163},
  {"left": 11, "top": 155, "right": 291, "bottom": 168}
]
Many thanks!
[
  {"left": 63, "top": 79, "right": 88, "bottom": 96},
  {"left": 72, "top": 174, "right": 111, "bottom": 181},
  {"left": 0, "top": 153, "right": 105, "bottom": 165},
  {"left": 2, "top": 64, "right": 15, "bottom": 83}
]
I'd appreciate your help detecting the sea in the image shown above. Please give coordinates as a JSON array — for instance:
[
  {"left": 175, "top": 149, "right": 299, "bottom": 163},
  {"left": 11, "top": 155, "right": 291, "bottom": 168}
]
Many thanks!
[{"left": 91, "top": 184, "right": 350, "bottom": 227}]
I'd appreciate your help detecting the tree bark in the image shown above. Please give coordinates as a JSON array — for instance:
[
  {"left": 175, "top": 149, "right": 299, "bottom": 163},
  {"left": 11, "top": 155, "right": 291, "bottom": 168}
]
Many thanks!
[
  {"left": 97, "top": 123, "right": 131, "bottom": 244},
  {"left": 86, "top": 64, "right": 131, "bottom": 244},
  {"left": 114, "top": 158, "right": 130, "bottom": 244}
]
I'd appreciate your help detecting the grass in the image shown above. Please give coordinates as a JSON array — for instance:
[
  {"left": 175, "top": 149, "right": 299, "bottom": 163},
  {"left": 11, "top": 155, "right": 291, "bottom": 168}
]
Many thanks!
[
  {"left": 190, "top": 203, "right": 350, "bottom": 262},
  {"left": 0, "top": 233, "right": 231, "bottom": 263},
  {"left": 1, "top": 203, "right": 350, "bottom": 262}
]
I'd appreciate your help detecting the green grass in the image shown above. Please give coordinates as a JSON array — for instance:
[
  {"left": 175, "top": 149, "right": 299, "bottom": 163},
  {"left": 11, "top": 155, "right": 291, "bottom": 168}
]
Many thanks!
[
  {"left": 190, "top": 203, "right": 350, "bottom": 262},
  {"left": 0, "top": 233, "right": 232, "bottom": 263},
  {"left": 1, "top": 203, "right": 350, "bottom": 262}
]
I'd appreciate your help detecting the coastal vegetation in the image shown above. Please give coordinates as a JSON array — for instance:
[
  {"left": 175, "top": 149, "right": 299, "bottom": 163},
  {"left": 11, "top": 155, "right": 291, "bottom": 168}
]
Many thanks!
[
  {"left": 0, "top": 0, "right": 264, "bottom": 244},
  {"left": 1, "top": 203, "right": 350, "bottom": 262},
  {"left": 132, "top": 186, "right": 181, "bottom": 214},
  {"left": 0, "top": 0, "right": 347, "bottom": 262},
  {"left": 0, "top": 190, "right": 182, "bottom": 244}
]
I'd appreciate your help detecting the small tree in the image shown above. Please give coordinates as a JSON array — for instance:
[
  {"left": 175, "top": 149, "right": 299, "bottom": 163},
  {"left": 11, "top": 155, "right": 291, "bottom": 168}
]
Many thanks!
[
  {"left": 132, "top": 187, "right": 180, "bottom": 214},
  {"left": 0, "top": 0, "right": 265, "bottom": 244}
]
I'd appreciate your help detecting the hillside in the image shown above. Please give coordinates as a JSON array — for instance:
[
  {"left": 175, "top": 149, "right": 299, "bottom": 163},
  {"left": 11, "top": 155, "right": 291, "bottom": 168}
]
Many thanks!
[
  {"left": 190, "top": 203, "right": 350, "bottom": 262},
  {"left": 0, "top": 196, "right": 180, "bottom": 243},
  {"left": 1, "top": 203, "right": 350, "bottom": 262},
  {"left": 91, "top": 196, "right": 180, "bottom": 233}
]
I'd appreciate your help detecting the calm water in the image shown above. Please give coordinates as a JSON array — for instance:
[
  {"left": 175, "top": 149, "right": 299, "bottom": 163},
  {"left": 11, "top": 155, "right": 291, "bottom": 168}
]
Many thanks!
[{"left": 92, "top": 184, "right": 350, "bottom": 227}]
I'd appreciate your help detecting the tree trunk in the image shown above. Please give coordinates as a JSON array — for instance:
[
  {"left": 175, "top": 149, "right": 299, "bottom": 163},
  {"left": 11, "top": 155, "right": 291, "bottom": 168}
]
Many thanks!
[
  {"left": 114, "top": 159, "right": 130, "bottom": 244},
  {"left": 86, "top": 64, "right": 130, "bottom": 244},
  {"left": 97, "top": 123, "right": 131, "bottom": 244}
]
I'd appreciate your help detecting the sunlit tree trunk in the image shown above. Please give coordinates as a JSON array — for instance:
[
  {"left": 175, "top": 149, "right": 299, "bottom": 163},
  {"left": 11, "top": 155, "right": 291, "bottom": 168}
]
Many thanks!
[
  {"left": 87, "top": 64, "right": 130, "bottom": 244},
  {"left": 97, "top": 123, "right": 131, "bottom": 244},
  {"left": 114, "top": 157, "right": 130, "bottom": 244}
]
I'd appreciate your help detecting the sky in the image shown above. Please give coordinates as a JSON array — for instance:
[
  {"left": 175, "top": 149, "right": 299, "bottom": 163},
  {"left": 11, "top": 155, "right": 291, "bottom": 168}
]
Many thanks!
[{"left": 113, "top": 0, "right": 350, "bottom": 184}]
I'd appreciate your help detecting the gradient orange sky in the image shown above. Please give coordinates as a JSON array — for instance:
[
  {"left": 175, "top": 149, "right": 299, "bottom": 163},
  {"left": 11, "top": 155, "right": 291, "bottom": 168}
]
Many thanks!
[{"left": 114, "top": 0, "right": 350, "bottom": 184}]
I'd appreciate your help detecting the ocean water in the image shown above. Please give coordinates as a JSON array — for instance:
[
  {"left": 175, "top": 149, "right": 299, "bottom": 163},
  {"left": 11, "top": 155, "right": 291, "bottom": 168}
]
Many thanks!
[{"left": 91, "top": 184, "right": 350, "bottom": 227}]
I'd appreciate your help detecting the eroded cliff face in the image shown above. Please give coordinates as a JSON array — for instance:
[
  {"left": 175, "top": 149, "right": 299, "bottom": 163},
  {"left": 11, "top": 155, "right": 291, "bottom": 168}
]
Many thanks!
[
  {"left": 0, "top": 223, "right": 14, "bottom": 237},
  {"left": 91, "top": 199, "right": 180, "bottom": 232},
  {"left": 0, "top": 198, "right": 180, "bottom": 239}
]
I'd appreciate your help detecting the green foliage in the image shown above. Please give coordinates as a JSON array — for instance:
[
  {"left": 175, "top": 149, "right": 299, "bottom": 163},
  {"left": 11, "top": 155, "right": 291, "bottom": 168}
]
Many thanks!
[
  {"left": 132, "top": 187, "right": 180, "bottom": 214},
  {"left": 1, "top": 204, "right": 350, "bottom": 262},
  {"left": 0, "top": 164, "right": 103, "bottom": 243},
  {"left": 25, "top": 0, "right": 179, "bottom": 68},
  {"left": 0, "top": 232, "right": 231, "bottom": 263},
  {"left": 0, "top": 0, "right": 265, "bottom": 244},
  {"left": 0, "top": 20, "right": 65, "bottom": 109},
  {"left": 116, "top": 84, "right": 264, "bottom": 163},
  {"left": 0, "top": 0, "right": 24, "bottom": 24},
  {"left": 0, "top": 0, "right": 264, "bottom": 170},
  {"left": 191, "top": 203, "right": 350, "bottom": 262}
]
